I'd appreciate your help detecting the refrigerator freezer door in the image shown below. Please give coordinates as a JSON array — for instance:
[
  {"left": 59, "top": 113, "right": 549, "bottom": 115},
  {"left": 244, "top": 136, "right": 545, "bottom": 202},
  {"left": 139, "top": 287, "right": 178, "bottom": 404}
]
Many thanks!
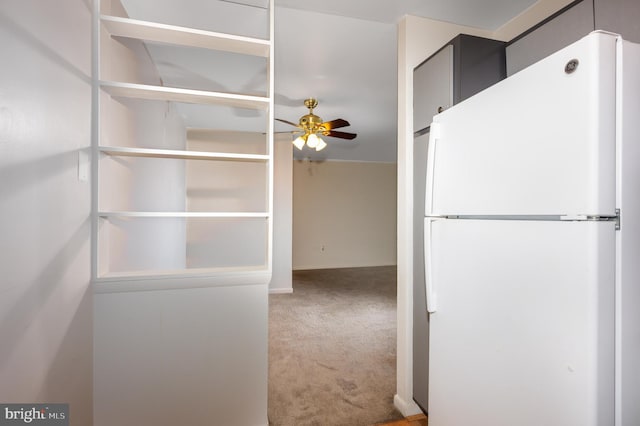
[
  {"left": 426, "top": 32, "right": 617, "bottom": 217},
  {"left": 426, "top": 219, "right": 615, "bottom": 426}
]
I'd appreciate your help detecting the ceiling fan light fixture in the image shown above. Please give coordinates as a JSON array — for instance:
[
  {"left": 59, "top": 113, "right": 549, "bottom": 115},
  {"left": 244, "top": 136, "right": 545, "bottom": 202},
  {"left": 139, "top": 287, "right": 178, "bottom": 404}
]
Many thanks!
[
  {"left": 293, "top": 135, "right": 306, "bottom": 150},
  {"left": 277, "top": 98, "right": 357, "bottom": 151},
  {"left": 306, "top": 133, "right": 320, "bottom": 149}
]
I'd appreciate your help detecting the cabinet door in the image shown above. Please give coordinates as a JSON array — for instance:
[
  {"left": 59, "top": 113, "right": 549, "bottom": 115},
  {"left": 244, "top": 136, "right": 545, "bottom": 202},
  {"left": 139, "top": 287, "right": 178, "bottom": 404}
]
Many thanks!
[
  {"left": 595, "top": 0, "right": 640, "bottom": 43},
  {"left": 454, "top": 35, "right": 506, "bottom": 103},
  {"left": 506, "top": 0, "right": 594, "bottom": 76},
  {"left": 413, "top": 45, "right": 453, "bottom": 132},
  {"left": 413, "top": 130, "right": 430, "bottom": 411}
]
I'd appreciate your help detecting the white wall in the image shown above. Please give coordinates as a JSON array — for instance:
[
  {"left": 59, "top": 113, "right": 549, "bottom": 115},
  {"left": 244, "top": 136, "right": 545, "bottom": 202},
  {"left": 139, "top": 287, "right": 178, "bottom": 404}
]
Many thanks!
[
  {"left": 395, "top": 0, "right": 575, "bottom": 416},
  {"left": 292, "top": 160, "right": 397, "bottom": 270},
  {"left": 0, "top": 1, "right": 93, "bottom": 424}
]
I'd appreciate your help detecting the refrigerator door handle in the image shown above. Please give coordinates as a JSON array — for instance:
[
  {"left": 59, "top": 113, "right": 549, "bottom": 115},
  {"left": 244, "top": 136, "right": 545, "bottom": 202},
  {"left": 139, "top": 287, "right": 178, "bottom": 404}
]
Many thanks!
[
  {"left": 425, "top": 122, "right": 440, "bottom": 217},
  {"left": 424, "top": 217, "right": 437, "bottom": 313}
]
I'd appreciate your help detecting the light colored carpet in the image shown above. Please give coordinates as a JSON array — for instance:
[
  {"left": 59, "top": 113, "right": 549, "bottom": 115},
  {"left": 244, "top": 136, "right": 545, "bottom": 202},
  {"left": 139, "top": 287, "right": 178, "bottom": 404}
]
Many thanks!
[{"left": 268, "top": 266, "right": 403, "bottom": 426}]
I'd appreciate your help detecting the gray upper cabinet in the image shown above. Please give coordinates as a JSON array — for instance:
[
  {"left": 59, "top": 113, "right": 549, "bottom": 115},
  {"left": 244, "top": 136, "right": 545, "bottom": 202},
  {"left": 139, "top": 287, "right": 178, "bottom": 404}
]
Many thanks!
[
  {"left": 507, "top": 0, "right": 640, "bottom": 77},
  {"left": 506, "top": 0, "right": 594, "bottom": 76},
  {"left": 594, "top": 0, "right": 640, "bottom": 43},
  {"left": 414, "top": 35, "right": 506, "bottom": 133},
  {"left": 414, "top": 45, "right": 453, "bottom": 132}
]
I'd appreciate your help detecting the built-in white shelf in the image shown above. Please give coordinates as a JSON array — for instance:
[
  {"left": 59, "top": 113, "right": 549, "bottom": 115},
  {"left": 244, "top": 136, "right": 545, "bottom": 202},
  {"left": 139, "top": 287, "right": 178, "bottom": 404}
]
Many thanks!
[
  {"left": 101, "top": 15, "right": 270, "bottom": 57},
  {"left": 93, "top": 265, "right": 272, "bottom": 292},
  {"left": 94, "top": 0, "right": 274, "bottom": 283},
  {"left": 100, "top": 81, "right": 269, "bottom": 110},
  {"left": 97, "top": 211, "right": 270, "bottom": 218},
  {"left": 99, "top": 146, "right": 269, "bottom": 162}
]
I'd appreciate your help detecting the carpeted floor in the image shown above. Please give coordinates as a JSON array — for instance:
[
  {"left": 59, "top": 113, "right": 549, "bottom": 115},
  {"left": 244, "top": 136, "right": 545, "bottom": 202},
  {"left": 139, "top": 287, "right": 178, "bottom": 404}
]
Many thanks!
[{"left": 268, "top": 266, "right": 404, "bottom": 426}]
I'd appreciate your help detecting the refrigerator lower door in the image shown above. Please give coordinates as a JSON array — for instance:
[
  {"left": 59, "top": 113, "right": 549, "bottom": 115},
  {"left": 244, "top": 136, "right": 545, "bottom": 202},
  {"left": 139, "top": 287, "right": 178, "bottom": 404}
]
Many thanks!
[{"left": 426, "top": 219, "right": 615, "bottom": 426}]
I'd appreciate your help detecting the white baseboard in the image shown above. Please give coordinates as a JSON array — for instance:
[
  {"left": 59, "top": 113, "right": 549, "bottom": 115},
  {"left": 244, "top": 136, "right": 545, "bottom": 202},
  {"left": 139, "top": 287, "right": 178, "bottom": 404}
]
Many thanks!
[
  {"left": 394, "top": 394, "right": 423, "bottom": 417},
  {"left": 269, "top": 288, "right": 293, "bottom": 294}
]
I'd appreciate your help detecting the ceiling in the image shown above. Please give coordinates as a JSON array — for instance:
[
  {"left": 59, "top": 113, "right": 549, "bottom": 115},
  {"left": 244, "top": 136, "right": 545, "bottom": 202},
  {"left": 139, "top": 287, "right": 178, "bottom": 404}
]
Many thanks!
[
  {"left": 119, "top": 0, "right": 538, "bottom": 162},
  {"left": 274, "top": 0, "right": 536, "bottom": 28}
]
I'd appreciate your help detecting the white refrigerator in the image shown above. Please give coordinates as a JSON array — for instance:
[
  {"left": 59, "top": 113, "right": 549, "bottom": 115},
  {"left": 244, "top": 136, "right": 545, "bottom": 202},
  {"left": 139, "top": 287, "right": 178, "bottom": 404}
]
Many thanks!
[{"left": 424, "top": 31, "right": 640, "bottom": 426}]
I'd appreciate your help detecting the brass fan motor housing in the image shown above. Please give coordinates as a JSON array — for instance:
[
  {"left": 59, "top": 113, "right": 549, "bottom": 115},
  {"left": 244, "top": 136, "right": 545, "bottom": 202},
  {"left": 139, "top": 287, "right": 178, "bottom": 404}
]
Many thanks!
[
  {"left": 299, "top": 113, "right": 324, "bottom": 132},
  {"left": 299, "top": 98, "right": 323, "bottom": 133}
]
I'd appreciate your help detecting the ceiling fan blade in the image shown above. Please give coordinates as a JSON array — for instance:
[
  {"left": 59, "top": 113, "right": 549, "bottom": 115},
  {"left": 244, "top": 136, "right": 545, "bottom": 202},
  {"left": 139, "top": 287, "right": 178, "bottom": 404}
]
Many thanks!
[
  {"left": 326, "top": 130, "right": 357, "bottom": 140},
  {"left": 321, "top": 118, "right": 350, "bottom": 130},
  {"left": 275, "top": 118, "right": 301, "bottom": 128}
]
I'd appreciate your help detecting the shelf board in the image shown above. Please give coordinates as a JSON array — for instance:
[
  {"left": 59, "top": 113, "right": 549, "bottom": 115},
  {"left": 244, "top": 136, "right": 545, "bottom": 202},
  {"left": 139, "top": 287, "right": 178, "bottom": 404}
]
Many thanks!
[
  {"left": 101, "top": 15, "right": 270, "bottom": 57},
  {"left": 97, "top": 211, "right": 270, "bottom": 218},
  {"left": 93, "top": 265, "right": 272, "bottom": 292},
  {"left": 99, "top": 146, "right": 269, "bottom": 162},
  {"left": 100, "top": 81, "right": 269, "bottom": 110}
]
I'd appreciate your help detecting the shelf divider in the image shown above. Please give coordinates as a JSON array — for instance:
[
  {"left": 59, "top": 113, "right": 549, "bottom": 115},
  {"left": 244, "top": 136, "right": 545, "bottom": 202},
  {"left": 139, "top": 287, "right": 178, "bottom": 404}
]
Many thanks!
[
  {"left": 100, "top": 80, "right": 269, "bottom": 110},
  {"left": 99, "top": 146, "right": 269, "bottom": 162},
  {"left": 101, "top": 14, "right": 270, "bottom": 57},
  {"left": 97, "top": 211, "right": 270, "bottom": 218}
]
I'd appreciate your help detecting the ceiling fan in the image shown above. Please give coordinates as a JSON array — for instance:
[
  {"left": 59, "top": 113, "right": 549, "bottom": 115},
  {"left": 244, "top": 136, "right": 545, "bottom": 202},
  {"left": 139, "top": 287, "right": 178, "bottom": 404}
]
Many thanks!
[{"left": 276, "top": 98, "right": 357, "bottom": 151}]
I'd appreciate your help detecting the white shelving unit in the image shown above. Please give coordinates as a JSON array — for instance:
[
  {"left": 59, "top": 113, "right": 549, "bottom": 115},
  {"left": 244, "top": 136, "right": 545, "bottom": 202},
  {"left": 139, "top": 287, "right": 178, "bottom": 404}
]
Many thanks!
[{"left": 92, "top": 0, "right": 274, "bottom": 284}]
